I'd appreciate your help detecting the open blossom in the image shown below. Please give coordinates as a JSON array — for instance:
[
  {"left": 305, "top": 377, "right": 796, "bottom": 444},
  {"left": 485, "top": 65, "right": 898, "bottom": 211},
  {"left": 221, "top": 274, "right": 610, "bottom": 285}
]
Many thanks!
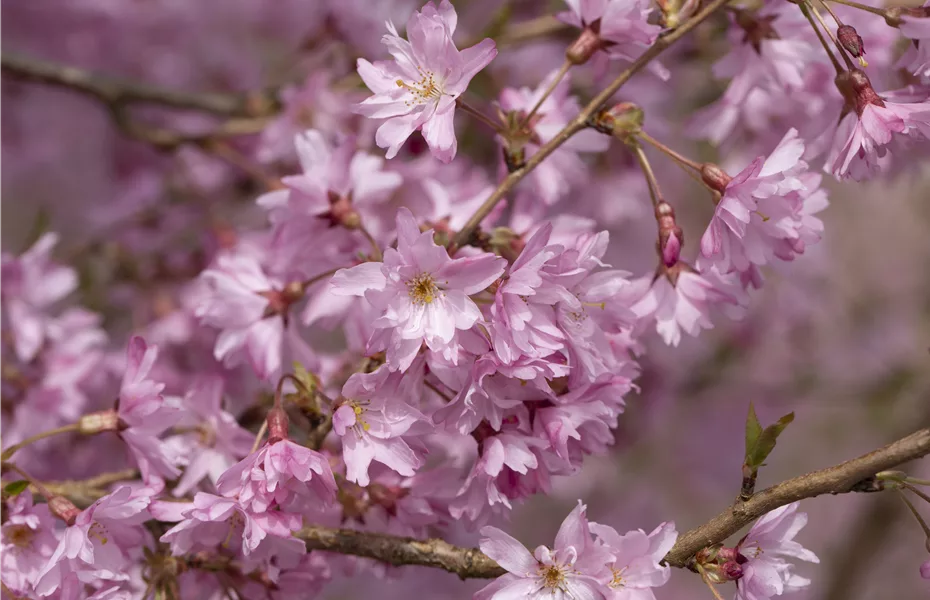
[
  {"left": 1, "top": 492, "right": 59, "bottom": 596},
  {"left": 354, "top": 0, "right": 497, "bottom": 162},
  {"left": 334, "top": 366, "right": 428, "bottom": 486},
  {"left": 701, "top": 129, "right": 827, "bottom": 277},
  {"left": 589, "top": 521, "right": 677, "bottom": 599},
  {"left": 35, "top": 487, "right": 152, "bottom": 597},
  {"left": 116, "top": 336, "right": 182, "bottom": 489},
  {"left": 157, "top": 492, "right": 304, "bottom": 559},
  {"left": 898, "top": 5, "right": 930, "bottom": 79},
  {"left": 169, "top": 376, "right": 255, "bottom": 497},
  {"left": 828, "top": 70, "right": 930, "bottom": 180},
  {"left": 558, "top": 0, "right": 661, "bottom": 63},
  {"left": 215, "top": 436, "right": 338, "bottom": 515},
  {"left": 477, "top": 501, "right": 613, "bottom": 599},
  {"left": 331, "top": 207, "right": 506, "bottom": 372},
  {"left": 734, "top": 502, "right": 819, "bottom": 600},
  {"left": 1, "top": 233, "right": 78, "bottom": 362}
]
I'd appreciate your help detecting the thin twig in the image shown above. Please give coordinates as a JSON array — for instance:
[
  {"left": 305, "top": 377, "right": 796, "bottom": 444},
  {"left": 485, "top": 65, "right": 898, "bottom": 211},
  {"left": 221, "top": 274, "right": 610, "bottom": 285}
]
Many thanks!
[
  {"left": 637, "top": 131, "right": 702, "bottom": 171},
  {"left": 632, "top": 143, "right": 662, "bottom": 207},
  {"left": 521, "top": 60, "right": 572, "bottom": 128},
  {"left": 449, "top": 0, "right": 731, "bottom": 251},
  {"left": 1, "top": 52, "right": 277, "bottom": 117},
  {"left": 825, "top": 0, "right": 888, "bottom": 17},
  {"left": 291, "top": 427, "right": 930, "bottom": 577},
  {"left": 1, "top": 423, "right": 80, "bottom": 461}
]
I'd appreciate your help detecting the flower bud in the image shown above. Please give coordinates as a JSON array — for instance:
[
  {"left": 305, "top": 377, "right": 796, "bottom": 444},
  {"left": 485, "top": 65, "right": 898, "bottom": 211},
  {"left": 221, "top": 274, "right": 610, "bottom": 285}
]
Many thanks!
[
  {"left": 266, "top": 406, "right": 289, "bottom": 444},
  {"left": 655, "top": 201, "right": 683, "bottom": 267},
  {"left": 566, "top": 28, "right": 603, "bottom": 65},
  {"left": 717, "top": 547, "right": 739, "bottom": 562},
  {"left": 657, "top": 0, "right": 700, "bottom": 29},
  {"left": 590, "top": 102, "right": 644, "bottom": 140},
  {"left": 921, "top": 558, "right": 930, "bottom": 580},
  {"left": 837, "top": 25, "right": 867, "bottom": 67},
  {"left": 700, "top": 163, "right": 732, "bottom": 193},
  {"left": 48, "top": 495, "right": 80, "bottom": 525},
  {"left": 78, "top": 409, "right": 120, "bottom": 434},
  {"left": 722, "top": 560, "right": 745, "bottom": 581}
]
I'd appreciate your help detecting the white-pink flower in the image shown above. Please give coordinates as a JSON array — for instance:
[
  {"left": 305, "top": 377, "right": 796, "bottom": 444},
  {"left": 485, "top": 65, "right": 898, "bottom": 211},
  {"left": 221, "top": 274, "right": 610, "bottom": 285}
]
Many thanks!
[
  {"left": 558, "top": 0, "right": 661, "bottom": 62},
  {"left": 354, "top": 0, "right": 497, "bottom": 162},
  {"left": 734, "top": 502, "right": 819, "bottom": 600},
  {"left": 589, "top": 521, "right": 677, "bottom": 599},
  {"left": 331, "top": 207, "right": 506, "bottom": 372},
  {"left": 477, "top": 500, "right": 613, "bottom": 599},
  {"left": 898, "top": 5, "right": 930, "bottom": 80}
]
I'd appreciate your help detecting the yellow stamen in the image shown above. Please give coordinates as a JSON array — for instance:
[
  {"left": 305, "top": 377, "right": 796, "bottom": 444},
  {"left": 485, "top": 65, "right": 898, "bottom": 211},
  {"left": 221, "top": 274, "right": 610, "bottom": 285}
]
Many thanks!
[{"left": 407, "top": 273, "right": 441, "bottom": 305}]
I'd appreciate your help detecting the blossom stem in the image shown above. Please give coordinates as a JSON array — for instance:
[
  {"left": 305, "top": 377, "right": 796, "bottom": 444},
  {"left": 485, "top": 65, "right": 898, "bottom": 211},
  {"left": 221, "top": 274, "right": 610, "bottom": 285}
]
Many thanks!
[
  {"left": 300, "top": 267, "right": 342, "bottom": 291},
  {"left": 637, "top": 131, "right": 702, "bottom": 171},
  {"left": 449, "top": 0, "right": 732, "bottom": 252},
  {"left": 1, "top": 461, "right": 56, "bottom": 500},
  {"left": 0, "top": 422, "right": 80, "bottom": 461},
  {"left": 455, "top": 97, "right": 503, "bottom": 133},
  {"left": 358, "top": 224, "right": 383, "bottom": 262},
  {"left": 631, "top": 142, "right": 662, "bottom": 208},
  {"left": 201, "top": 139, "right": 284, "bottom": 191},
  {"left": 903, "top": 482, "right": 930, "bottom": 505},
  {"left": 807, "top": 1, "right": 856, "bottom": 70},
  {"left": 521, "top": 60, "right": 572, "bottom": 128},
  {"left": 250, "top": 420, "right": 268, "bottom": 454},
  {"left": 897, "top": 490, "right": 930, "bottom": 539},
  {"left": 696, "top": 566, "right": 727, "bottom": 600},
  {"left": 817, "top": 0, "right": 845, "bottom": 26},
  {"left": 825, "top": 0, "right": 888, "bottom": 17},
  {"left": 799, "top": 2, "right": 845, "bottom": 75}
]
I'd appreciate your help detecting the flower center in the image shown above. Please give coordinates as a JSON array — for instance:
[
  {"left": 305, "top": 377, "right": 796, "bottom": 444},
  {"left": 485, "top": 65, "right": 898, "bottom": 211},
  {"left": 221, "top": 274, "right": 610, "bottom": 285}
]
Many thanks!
[
  {"left": 347, "top": 400, "right": 371, "bottom": 434},
  {"left": 5, "top": 524, "right": 34, "bottom": 549},
  {"left": 396, "top": 69, "right": 444, "bottom": 106},
  {"left": 539, "top": 564, "right": 567, "bottom": 589},
  {"left": 407, "top": 273, "right": 440, "bottom": 305},
  {"left": 609, "top": 566, "right": 627, "bottom": 588},
  {"left": 89, "top": 522, "right": 109, "bottom": 545}
]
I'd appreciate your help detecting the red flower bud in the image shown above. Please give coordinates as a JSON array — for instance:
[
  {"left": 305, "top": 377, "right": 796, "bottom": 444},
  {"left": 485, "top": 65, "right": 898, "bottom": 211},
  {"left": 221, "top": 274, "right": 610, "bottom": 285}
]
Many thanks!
[
  {"left": 566, "top": 28, "right": 603, "bottom": 65},
  {"left": 722, "top": 560, "right": 745, "bottom": 581},
  {"left": 48, "top": 495, "right": 80, "bottom": 525},
  {"left": 837, "top": 25, "right": 867, "bottom": 67},
  {"left": 700, "top": 163, "right": 732, "bottom": 193}
]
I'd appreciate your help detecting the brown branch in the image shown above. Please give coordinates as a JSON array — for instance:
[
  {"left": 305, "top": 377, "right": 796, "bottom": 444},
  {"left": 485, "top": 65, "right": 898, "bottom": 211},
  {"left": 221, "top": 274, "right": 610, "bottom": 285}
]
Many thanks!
[
  {"left": 1, "top": 52, "right": 277, "bottom": 117},
  {"left": 297, "top": 526, "right": 506, "bottom": 579},
  {"left": 449, "top": 0, "right": 730, "bottom": 250},
  {"left": 293, "top": 427, "right": 930, "bottom": 579}
]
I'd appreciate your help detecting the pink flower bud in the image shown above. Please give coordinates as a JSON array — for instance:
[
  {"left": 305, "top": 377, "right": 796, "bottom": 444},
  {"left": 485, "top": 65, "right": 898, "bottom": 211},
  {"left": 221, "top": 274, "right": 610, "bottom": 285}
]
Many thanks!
[
  {"left": 78, "top": 409, "right": 120, "bottom": 434},
  {"left": 921, "top": 559, "right": 930, "bottom": 580},
  {"left": 48, "top": 495, "right": 80, "bottom": 525},
  {"left": 722, "top": 560, "right": 744, "bottom": 580},
  {"left": 837, "top": 25, "right": 867, "bottom": 67},
  {"left": 655, "top": 201, "right": 683, "bottom": 267},
  {"left": 661, "top": 230, "right": 681, "bottom": 267}
]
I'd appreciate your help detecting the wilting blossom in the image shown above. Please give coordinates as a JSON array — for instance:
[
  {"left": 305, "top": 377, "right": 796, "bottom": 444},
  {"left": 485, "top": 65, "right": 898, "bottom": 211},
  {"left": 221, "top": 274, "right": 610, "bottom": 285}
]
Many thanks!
[
  {"left": 477, "top": 501, "right": 613, "bottom": 599},
  {"left": 0, "top": 233, "right": 77, "bottom": 362},
  {"left": 354, "top": 0, "right": 497, "bottom": 162},
  {"left": 116, "top": 336, "right": 182, "bottom": 489},
  {"left": 215, "top": 437, "right": 338, "bottom": 515},
  {"left": 35, "top": 487, "right": 152, "bottom": 597},
  {"left": 331, "top": 207, "right": 505, "bottom": 372},
  {"left": 734, "top": 502, "right": 819, "bottom": 600},
  {"left": 589, "top": 521, "right": 677, "bottom": 599}
]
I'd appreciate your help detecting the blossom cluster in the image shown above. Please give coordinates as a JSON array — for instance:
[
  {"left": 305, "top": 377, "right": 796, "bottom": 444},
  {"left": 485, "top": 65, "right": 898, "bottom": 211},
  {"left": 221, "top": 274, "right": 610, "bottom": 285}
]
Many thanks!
[{"left": 4, "top": 0, "right": 930, "bottom": 598}]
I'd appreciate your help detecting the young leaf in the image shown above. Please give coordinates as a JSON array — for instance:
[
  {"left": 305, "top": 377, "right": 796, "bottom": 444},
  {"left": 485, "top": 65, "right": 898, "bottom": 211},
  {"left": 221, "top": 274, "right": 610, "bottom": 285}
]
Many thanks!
[
  {"left": 747, "top": 412, "right": 795, "bottom": 468},
  {"left": 3, "top": 480, "right": 30, "bottom": 497},
  {"left": 745, "top": 402, "right": 763, "bottom": 461}
]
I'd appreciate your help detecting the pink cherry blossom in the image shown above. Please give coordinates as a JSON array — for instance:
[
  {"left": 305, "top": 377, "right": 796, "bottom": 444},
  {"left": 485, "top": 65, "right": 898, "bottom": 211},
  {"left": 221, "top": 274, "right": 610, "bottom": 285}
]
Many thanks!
[
  {"left": 588, "top": 520, "right": 677, "bottom": 599},
  {"left": 734, "top": 502, "right": 819, "bottom": 600},
  {"left": 921, "top": 558, "right": 930, "bottom": 579},
  {"left": 899, "top": 5, "right": 930, "bottom": 79},
  {"left": 35, "top": 486, "right": 152, "bottom": 597},
  {"left": 158, "top": 492, "right": 304, "bottom": 559},
  {"left": 334, "top": 366, "right": 428, "bottom": 486},
  {"left": 701, "top": 129, "right": 827, "bottom": 277},
  {"left": 1, "top": 233, "right": 78, "bottom": 362},
  {"left": 331, "top": 207, "right": 506, "bottom": 372},
  {"left": 477, "top": 500, "right": 613, "bottom": 599},
  {"left": 117, "top": 336, "right": 182, "bottom": 489},
  {"left": 169, "top": 376, "right": 255, "bottom": 497},
  {"left": 354, "top": 0, "right": 497, "bottom": 162},
  {"left": 558, "top": 0, "right": 661, "bottom": 62},
  {"left": 1, "top": 491, "right": 59, "bottom": 596},
  {"left": 215, "top": 437, "right": 338, "bottom": 515}
]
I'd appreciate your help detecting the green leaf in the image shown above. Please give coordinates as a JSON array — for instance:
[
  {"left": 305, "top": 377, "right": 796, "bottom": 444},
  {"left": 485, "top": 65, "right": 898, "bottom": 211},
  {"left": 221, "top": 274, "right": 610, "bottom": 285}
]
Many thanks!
[
  {"left": 747, "top": 412, "right": 795, "bottom": 468},
  {"left": 745, "top": 403, "right": 763, "bottom": 461},
  {"left": 3, "top": 480, "right": 30, "bottom": 497}
]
